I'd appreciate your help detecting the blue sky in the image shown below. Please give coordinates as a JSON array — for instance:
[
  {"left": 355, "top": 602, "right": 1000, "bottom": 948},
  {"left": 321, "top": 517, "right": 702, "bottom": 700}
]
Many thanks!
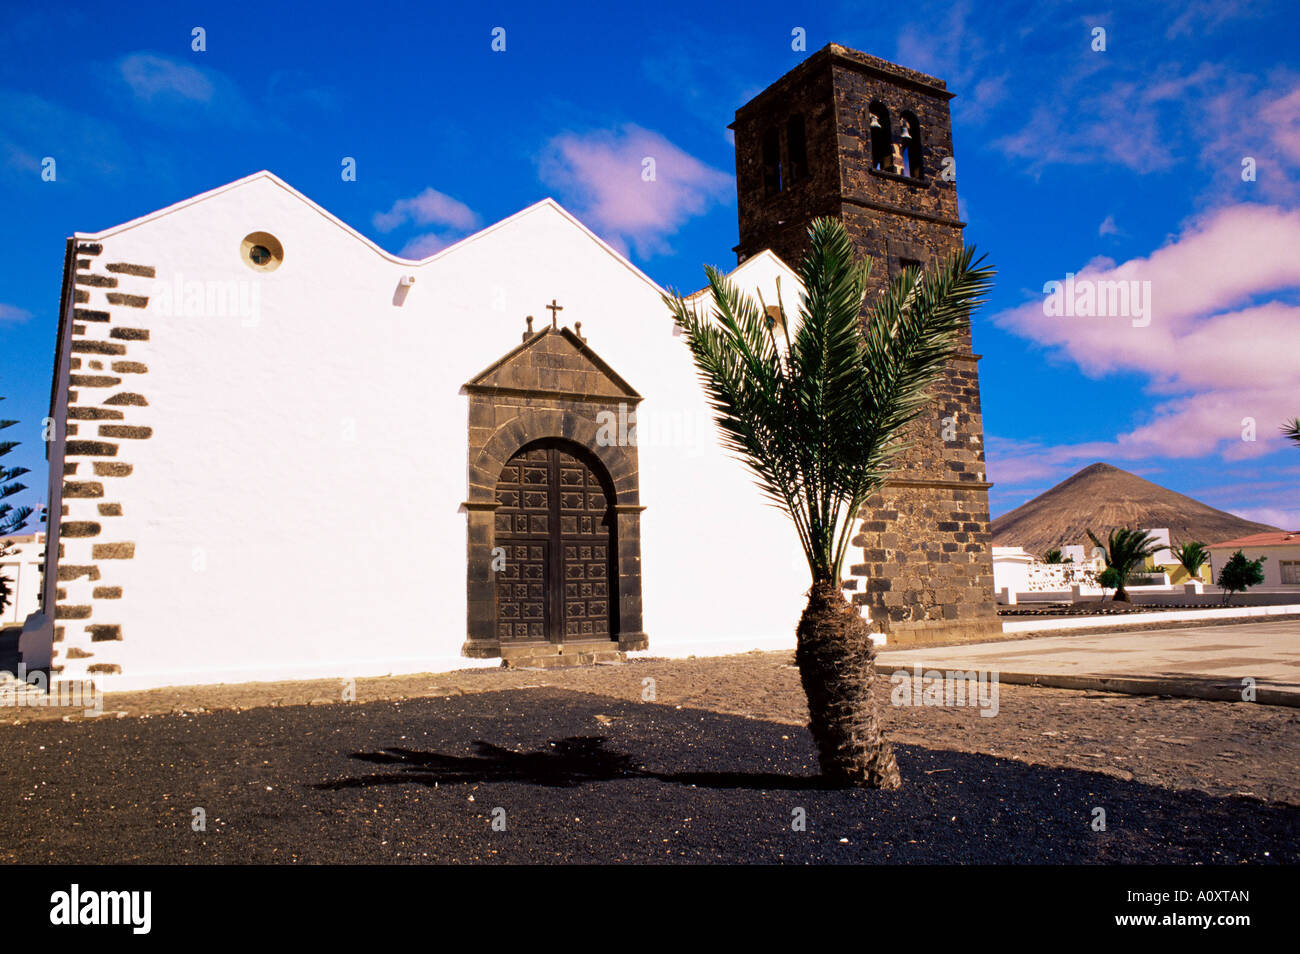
[{"left": 2, "top": 0, "right": 1297, "bottom": 530}]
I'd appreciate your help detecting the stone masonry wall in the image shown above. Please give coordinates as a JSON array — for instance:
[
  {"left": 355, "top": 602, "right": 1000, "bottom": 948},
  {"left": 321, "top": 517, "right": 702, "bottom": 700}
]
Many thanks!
[
  {"left": 734, "top": 60, "right": 842, "bottom": 268},
  {"left": 848, "top": 483, "right": 999, "bottom": 643},
  {"left": 51, "top": 241, "right": 154, "bottom": 679}
]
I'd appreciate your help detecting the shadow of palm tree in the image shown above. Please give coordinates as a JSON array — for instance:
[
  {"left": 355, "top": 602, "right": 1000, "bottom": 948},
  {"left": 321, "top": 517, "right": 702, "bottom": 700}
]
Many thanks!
[{"left": 315, "top": 736, "right": 839, "bottom": 792}]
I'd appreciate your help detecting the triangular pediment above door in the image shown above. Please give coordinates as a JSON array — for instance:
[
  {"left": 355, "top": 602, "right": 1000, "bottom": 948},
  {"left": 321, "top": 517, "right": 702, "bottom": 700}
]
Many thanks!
[{"left": 464, "top": 326, "right": 641, "bottom": 403}]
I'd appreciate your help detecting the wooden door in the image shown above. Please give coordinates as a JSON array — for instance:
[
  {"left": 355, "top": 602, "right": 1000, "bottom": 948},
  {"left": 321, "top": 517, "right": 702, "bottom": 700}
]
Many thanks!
[{"left": 494, "top": 440, "right": 614, "bottom": 643}]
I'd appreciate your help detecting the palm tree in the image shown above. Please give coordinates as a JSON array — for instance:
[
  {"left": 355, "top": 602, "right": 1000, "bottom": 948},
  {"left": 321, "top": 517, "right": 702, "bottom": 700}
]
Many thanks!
[
  {"left": 1086, "top": 527, "right": 1160, "bottom": 602},
  {"left": 0, "top": 401, "right": 32, "bottom": 539},
  {"left": 665, "top": 218, "right": 994, "bottom": 789},
  {"left": 1173, "top": 540, "right": 1209, "bottom": 583},
  {"left": 1043, "top": 548, "right": 1064, "bottom": 564},
  {"left": 1282, "top": 418, "right": 1300, "bottom": 447}
]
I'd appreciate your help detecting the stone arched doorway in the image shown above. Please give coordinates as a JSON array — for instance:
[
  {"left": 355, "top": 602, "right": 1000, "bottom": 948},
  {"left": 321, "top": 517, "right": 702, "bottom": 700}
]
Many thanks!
[
  {"left": 460, "top": 322, "right": 648, "bottom": 662},
  {"left": 494, "top": 438, "right": 615, "bottom": 644}
]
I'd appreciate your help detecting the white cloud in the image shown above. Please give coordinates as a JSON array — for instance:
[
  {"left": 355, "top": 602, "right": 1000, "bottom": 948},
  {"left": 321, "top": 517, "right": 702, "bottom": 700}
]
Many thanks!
[
  {"left": 537, "top": 124, "right": 731, "bottom": 259},
  {"left": 118, "top": 53, "right": 215, "bottom": 104},
  {"left": 0, "top": 89, "right": 131, "bottom": 181},
  {"left": 893, "top": 0, "right": 1009, "bottom": 124},
  {"left": 991, "top": 203, "right": 1300, "bottom": 465},
  {"left": 1231, "top": 507, "right": 1300, "bottom": 530},
  {"left": 373, "top": 187, "right": 478, "bottom": 233},
  {"left": 1165, "top": 0, "right": 1258, "bottom": 39},
  {"left": 398, "top": 232, "right": 457, "bottom": 259},
  {"left": 112, "top": 52, "right": 257, "bottom": 129}
]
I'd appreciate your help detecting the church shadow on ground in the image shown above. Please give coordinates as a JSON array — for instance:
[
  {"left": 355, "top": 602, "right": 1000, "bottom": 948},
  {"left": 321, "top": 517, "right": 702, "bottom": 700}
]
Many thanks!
[{"left": 315, "top": 735, "right": 843, "bottom": 791}]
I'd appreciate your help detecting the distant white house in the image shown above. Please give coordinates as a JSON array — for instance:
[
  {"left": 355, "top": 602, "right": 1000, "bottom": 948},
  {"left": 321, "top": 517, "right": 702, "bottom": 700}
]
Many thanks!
[
  {"left": 1060, "top": 544, "right": 1095, "bottom": 565},
  {"left": 991, "top": 547, "right": 1034, "bottom": 599},
  {"left": 1208, "top": 531, "right": 1300, "bottom": 587},
  {"left": 1, "top": 533, "right": 44, "bottom": 626},
  {"left": 1144, "top": 528, "right": 1174, "bottom": 566}
]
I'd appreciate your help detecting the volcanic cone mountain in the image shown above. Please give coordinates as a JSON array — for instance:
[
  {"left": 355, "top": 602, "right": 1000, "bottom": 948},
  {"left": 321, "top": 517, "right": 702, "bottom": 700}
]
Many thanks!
[{"left": 990, "top": 462, "right": 1280, "bottom": 556}]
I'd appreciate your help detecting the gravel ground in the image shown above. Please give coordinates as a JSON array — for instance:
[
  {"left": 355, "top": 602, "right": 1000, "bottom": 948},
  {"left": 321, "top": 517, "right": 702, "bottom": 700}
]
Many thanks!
[
  {"left": 0, "top": 686, "right": 1295, "bottom": 864},
  {"left": 2, "top": 651, "right": 1298, "bottom": 864},
  {"left": 6, "top": 652, "right": 1299, "bottom": 805}
]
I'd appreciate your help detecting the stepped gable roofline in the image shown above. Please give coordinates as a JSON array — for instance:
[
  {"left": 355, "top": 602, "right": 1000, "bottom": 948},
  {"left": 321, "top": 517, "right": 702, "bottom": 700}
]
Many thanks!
[
  {"left": 54, "top": 171, "right": 667, "bottom": 434},
  {"left": 1207, "top": 531, "right": 1300, "bottom": 549},
  {"left": 68, "top": 170, "right": 665, "bottom": 295},
  {"left": 731, "top": 42, "right": 953, "bottom": 130}
]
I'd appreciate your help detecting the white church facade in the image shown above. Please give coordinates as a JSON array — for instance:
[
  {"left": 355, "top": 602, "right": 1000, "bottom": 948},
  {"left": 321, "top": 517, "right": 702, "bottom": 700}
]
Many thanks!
[
  {"left": 22, "top": 44, "right": 1002, "bottom": 690},
  {"left": 21, "top": 171, "right": 810, "bottom": 690}
]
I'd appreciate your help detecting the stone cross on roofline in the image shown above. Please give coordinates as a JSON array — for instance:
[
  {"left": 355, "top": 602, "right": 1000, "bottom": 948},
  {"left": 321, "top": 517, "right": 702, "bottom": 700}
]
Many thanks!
[{"left": 525, "top": 301, "right": 579, "bottom": 342}]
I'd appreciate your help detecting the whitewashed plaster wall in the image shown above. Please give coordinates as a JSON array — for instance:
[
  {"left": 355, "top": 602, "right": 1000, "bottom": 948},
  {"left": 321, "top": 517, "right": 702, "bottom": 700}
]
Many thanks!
[{"left": 33, "top": 173, "right": 809, "bottom": 690}]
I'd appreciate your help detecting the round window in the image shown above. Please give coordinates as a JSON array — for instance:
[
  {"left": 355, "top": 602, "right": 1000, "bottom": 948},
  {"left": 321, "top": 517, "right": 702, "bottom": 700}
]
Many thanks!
[{"left": 241, "top": 231, "right": 284, "bottom": 271}]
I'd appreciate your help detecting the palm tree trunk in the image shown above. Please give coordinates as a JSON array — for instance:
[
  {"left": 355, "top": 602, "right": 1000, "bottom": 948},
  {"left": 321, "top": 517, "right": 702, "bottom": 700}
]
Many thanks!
[{"left": 794, "top": 582, "right": 901, "bottom": 789}]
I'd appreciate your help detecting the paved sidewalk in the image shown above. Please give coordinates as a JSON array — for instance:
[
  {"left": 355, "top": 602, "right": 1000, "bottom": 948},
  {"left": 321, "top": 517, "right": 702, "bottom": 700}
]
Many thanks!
[{"left": 879, "top": 620, "right": 1300, "bottom": 705}]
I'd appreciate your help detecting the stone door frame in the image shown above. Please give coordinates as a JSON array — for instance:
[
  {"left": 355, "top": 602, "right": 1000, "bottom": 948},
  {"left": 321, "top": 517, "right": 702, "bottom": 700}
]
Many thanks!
[{"left": 461, "top": 327, "right": 648, "bottom": 659}]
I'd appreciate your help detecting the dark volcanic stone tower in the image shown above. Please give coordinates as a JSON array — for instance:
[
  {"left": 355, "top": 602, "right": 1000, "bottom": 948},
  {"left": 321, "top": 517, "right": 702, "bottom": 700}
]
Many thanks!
[{"left": 732, "top": 43, "right": 1000, "bottom": 644}]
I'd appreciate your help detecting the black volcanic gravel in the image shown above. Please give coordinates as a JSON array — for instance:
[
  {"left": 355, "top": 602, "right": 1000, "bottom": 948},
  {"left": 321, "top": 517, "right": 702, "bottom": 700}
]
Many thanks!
[{"left": 1, "top": 688, "right": 1294, "bottom": 864}]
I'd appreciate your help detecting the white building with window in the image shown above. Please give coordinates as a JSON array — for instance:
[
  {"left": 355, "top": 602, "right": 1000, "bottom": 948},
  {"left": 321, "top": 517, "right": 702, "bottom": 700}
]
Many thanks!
[
  {"left": 1207, "top": 531, "right": 1300, "bottom": 587},
  {"left": 1, "top": 533, "right": 45, "bottom": 626}
]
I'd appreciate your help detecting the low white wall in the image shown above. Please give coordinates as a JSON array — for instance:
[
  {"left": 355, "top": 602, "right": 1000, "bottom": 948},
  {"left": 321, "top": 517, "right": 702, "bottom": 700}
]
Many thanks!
[{"left": 1002, "top": 603, "right": 1300, "bottom": 632}]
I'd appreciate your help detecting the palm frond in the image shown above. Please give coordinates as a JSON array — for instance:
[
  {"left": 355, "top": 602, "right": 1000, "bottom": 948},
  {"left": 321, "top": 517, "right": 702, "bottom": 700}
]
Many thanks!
[
  {"left": 828, "top": 248, "right": 994, "bottom": 574},
  {"left": 665, "top": 218, "right": 995, "bottom": 584},
  {"left": 0, "top": 503, "right": 32, "bottom": 536}
]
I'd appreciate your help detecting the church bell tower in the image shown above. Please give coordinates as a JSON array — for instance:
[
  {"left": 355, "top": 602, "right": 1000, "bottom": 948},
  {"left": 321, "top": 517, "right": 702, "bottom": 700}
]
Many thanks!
[{"left": 731, "top": 43, "right": 1001, "bottom": 644}]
